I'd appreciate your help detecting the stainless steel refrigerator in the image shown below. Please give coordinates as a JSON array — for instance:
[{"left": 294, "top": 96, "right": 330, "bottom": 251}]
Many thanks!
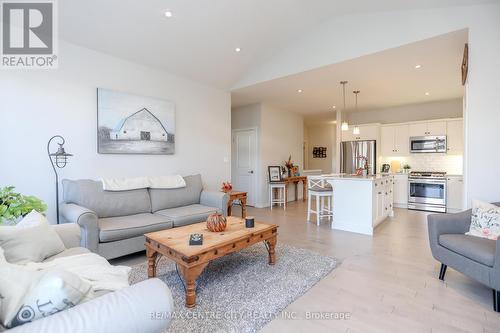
[{"left": 340, "top": 140, "right": 377, "bottom": 175}]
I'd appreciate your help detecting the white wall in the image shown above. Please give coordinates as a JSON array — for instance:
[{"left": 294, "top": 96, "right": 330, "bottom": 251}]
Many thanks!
[
  {"left": 259, "top": 104, "right": 304, "bottom": 207},
  {"left": 347, "top": 99, "right": 463, "bottom": 125},
  {"left": 305, "top": 123, "right": 336, "bottom": 173},
  {"left": 231, "top": 103, "right": 304, "bottom": 207},
  {"left": 231, "top": 103, "right": 261, "bottom": 129},
  {"left": 234, "top": 3, "right": 500, "bottom": 206},
  {"left": 0, "top": 41, "right": 231, "bottom": 223}
]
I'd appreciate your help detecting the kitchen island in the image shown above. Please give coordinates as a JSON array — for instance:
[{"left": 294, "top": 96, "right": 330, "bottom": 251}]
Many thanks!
[{"left": 324, "top": 174, "right": 394, "bottom": 236}]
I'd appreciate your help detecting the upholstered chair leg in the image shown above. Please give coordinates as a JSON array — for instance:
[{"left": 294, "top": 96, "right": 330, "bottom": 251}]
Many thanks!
[
  {"left": 439, "top": 264, "right": 447, "bottom": 281},
  {"left": 494, "top": 290, "right": 500, "bottom": 312}
]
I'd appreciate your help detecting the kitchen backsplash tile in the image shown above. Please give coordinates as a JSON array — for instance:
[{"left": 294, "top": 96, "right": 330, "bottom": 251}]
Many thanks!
[{"left": 380, "top": 154, "right": 463, "bottom": 174}]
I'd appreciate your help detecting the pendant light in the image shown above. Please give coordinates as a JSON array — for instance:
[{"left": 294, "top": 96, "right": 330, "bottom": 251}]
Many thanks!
[
  {"left": 353, "top": 90, "right": 360, "bottom": 135},
  {"left": 340, "top": 81, "right": 349, "bottom": 131}
]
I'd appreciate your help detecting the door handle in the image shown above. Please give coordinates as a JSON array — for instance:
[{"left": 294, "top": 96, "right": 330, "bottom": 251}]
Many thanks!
[{"left": 248, "top": 170, "right": 254, "bottom": 174}]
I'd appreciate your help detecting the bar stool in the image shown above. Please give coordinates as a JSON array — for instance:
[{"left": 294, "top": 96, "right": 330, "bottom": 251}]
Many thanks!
[
  {"left": 307, "top": 176, "right": 333, "bottom": 225},
  {"left": 269, "top": 182, "right": 286, "bottom": 210}
]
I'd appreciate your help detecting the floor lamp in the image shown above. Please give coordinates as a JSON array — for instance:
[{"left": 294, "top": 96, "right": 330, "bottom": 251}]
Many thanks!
[{"left": 47, "top": 135, "right": 73, "bottom": 224}]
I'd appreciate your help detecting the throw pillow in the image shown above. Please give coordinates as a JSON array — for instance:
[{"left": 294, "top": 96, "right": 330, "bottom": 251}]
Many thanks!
[
  {"left": 0, "top": 211, "right": 65, "bottom": 264},
  {"left": 10, "top": 269, "right": 91, "bottom": 328},
  {"left": 467, "top": 200, "right": 500, "bottom": 240},
  {"left": 0, "top": 263, "right": 91, "bottom": 328},
  {"left": 0, "top": 262, "right": 36, "bottom": 327}
]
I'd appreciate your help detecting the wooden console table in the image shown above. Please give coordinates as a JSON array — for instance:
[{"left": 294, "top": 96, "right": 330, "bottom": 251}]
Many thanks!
[
  {"left": 227, "top": 191, "right": 247, "bottom": 218},
  {"left": 283, "top": 176, "right": 307, "bottom": 202}
]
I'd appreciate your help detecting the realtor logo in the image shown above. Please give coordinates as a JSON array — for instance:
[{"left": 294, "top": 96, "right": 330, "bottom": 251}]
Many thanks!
[{"left": 1, "top": 0, "right": 58, "bottom": 68}]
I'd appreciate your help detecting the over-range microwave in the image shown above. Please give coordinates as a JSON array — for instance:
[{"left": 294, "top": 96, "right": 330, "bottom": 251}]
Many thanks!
[{"left": 410, "top": 136, "right": 447, "bottom": 153}]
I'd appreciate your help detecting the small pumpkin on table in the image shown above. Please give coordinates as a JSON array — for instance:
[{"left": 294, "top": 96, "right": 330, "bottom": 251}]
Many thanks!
[{"left": 206, "top": 212, "right": 227, "bottom": 232}]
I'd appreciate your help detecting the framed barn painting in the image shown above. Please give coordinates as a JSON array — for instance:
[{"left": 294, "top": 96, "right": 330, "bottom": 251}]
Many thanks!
[{"left": 97, "top": 88, "right": 175, "bottom": 154}]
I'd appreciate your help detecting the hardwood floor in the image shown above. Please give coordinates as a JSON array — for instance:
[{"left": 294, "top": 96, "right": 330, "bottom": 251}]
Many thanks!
[{"left": 112, "top": 202, "right": 500, "bottom": 332}]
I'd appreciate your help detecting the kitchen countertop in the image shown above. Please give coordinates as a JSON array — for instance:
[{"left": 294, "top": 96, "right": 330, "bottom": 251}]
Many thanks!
[{"left": 321, "top": 174, "right": 393, "bottom": 181}]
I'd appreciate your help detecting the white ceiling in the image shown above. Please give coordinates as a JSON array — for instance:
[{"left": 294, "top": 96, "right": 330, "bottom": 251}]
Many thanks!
[
  {"left": 231, "top": 29, "right": 468, "bottom": 115},
  {"left": 58, "top": 1, "right": 495, "bottom": 89}
]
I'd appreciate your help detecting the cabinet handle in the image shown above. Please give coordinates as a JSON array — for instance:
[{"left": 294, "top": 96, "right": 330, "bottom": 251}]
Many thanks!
[{"left": 378, "top": 192, "right": 382, "bottom": 195}]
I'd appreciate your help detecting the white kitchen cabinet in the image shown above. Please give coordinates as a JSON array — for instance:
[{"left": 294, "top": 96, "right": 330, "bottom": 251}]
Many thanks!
[
  {"left": 409, "top": 121, "right": 446, "bottom": 136},
  {"left": 380, "top": 125, "right": 409, "bottom": 156},
  {"left": 326, "top": 175, "right": 393, "bottom": 236},
  {"left": 447, "top": 176, "right": 464, "bottom": 212},
  {"left": 394, "top": 125, "right": 410, "bottom": 155},
  {"left": 373, "top": 177, "right": 394, "bottom": 226},
  {"left": 446, "top": 119, "right": 464, "bottom": 154},
  {"left": 380, "top": 126, "right": 395, "bottom": 156},
  {"left": 409, "top": 123, "right": 427, "bottom": 137},
  {"left": 342, "top": 124, "right": 379, "bottom": 141},
  {"left": 393, "top": 174, "right": 408, "bottom": 207}
]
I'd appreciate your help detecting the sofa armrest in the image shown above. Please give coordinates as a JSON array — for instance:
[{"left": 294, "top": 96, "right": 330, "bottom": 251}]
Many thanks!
[
  {"left": 60, "top": 203, "right": 99, "bottom": 253},
  {"left": 9, "top": 278, "right": 174, "bottom": 333},
  {"left": 51, "top": 223, "right": 81, "bottom": 249},
  {"left": 200, "top": 190, "right": 229, "bottom": 216},
  {"left": 428, "top": 209, "right": 472, "bottom": 254}
]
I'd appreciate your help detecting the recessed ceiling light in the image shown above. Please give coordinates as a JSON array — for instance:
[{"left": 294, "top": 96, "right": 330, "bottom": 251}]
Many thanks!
[
  {"left": 234, "top": 47, "right": 241, "bottom": 53},
  {"left": 297, "top": 89, "right": 303, "bottom": 93},
  {"left": 415, "top": 64, "right": 422, "bottom": 69},
  {"left": 425, "top": 92, "right": 430, "bottom": 96},
  {"left": 164, "top": 10, "right": 173, "bottom": 18}
]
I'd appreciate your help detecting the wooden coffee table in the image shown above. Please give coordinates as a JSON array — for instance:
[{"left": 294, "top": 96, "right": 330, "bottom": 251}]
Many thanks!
[{"left": 144, "top": 217, "right": 278, "bottom": 308}]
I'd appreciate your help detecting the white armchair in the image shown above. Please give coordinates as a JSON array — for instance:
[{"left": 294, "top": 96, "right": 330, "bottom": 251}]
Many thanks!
[{"left": 8, "top": 224, "right": 174, "bottom": 333}]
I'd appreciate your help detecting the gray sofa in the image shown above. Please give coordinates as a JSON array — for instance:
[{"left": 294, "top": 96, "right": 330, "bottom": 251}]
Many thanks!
[
  {"left": 428, "top": 203, "right": 500, "bottom": 312},
  {"left": 60, "top": 174, "right": 228, "bottom": 259},
  {"left": 8, "top": 224, "right": 173, "bottom": 333}
]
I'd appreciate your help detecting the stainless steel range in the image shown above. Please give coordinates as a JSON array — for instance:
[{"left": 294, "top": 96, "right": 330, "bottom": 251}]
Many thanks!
[{"left": 408, "top": 171, "right": 447, "bottom": 213}]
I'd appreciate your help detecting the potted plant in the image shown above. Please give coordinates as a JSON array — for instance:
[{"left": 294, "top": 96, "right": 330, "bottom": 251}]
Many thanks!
[
  {"left": 357, "top": 156, "right": 369, "bottom": 176},
  {"left": 0, "top": 186, "right": 47, "bottom": 225},
  {"left": 220, "top": 181, "right": 233, "bottom": 193},
  {"left": 284, "top": 155, "right": 294, "bottom": 178},
  {"left": 403, "top": 164, "right": 411, "bottom": 173}
]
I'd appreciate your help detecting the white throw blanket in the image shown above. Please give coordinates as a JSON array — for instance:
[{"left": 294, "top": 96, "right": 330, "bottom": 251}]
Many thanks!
[
  {"left": 24, "top": 253, "right": 131, "bottom": 294},
  {"left": 101, "top": 175, "right": 186, "bottom": 191}
]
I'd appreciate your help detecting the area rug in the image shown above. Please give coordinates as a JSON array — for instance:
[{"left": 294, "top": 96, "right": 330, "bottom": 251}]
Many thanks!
[{"left": 129, "top": 244, "right": 336, "bottom": 333}]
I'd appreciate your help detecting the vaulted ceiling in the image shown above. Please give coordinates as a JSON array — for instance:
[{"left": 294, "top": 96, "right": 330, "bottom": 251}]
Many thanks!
[
  {"left": 231, "top": 29, "right": 468, "bottom": 114},
  {"left": 59, "top": 0, "right": 497, "bottom": 89}
]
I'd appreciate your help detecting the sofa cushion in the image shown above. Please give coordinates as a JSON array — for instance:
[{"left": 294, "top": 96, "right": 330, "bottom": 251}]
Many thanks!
[
  {"left": 154, "top": 204, "right": 220, "bottom": 227},
  {"left": 44, "top": 247, "right": 91, "bottom": 262},
  {"left": 0, "top": 214, "right": 66, "bottom": 264},
  {"left": 98, "top": 213, "right": 173, "bottom": 243},
  {"left": 62, "top": 179, "right": 151, "bottom": 218},
  {"left": 439, "top": 234, "right": 496, "bottom": 267},
  {"left": 149, "top": 175, "right": 203, "bottom": 212}
]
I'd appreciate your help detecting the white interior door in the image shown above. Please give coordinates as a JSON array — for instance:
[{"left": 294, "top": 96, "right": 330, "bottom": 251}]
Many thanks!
[{"left": 231, "top": 129, "right": 257, "bottom": 206}]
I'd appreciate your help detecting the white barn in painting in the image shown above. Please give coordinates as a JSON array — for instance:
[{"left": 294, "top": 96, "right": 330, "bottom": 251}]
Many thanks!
[{"left": 110, "top": 108, "right": 168, "bottom": 141}]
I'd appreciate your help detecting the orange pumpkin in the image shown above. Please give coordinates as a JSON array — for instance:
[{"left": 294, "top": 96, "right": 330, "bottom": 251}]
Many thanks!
[{"left": 206, "top": 212, "right": 227, "bottom": 232}]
